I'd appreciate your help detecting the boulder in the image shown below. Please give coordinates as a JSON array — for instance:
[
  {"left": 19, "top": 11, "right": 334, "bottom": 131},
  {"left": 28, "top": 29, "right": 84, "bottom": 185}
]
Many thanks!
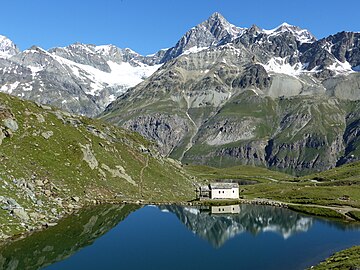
[
  {"left": 71, "top": 196, "right": 80, "bottom": 202},
  {"left": 2, "top": 118, "right": 18, "bottom": 132},
  {"left": 12, "top": 208, "right": 30, "bottom": 222},
  {"left": 41, "top": 131, "right": 54, "bottom": 139}
]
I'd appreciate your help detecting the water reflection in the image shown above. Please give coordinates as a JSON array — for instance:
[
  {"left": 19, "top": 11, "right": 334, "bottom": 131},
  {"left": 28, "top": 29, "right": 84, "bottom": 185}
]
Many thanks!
[
  {"left": 0, "top": 204, "right": 359, "bottom": 270},
  {"left": 0, "top": 204, "right": 139, "bottom": 270},
  {"left": 160, "top": 204, "right": 314, "bottom": 248}
]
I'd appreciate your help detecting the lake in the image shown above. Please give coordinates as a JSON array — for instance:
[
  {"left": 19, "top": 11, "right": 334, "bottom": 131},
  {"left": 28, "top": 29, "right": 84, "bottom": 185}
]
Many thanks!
[{"left": 0, "top": 204, "right": 359, "bottom": 270}]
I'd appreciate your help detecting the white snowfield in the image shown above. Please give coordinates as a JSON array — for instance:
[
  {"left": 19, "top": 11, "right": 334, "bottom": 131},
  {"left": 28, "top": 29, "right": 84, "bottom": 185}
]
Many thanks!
[
  {"left": 51, "top": 52, "right": 162, "bottom": 97},
  {"left": 0, "top": 44, "right": 162, "bottom": 102}
]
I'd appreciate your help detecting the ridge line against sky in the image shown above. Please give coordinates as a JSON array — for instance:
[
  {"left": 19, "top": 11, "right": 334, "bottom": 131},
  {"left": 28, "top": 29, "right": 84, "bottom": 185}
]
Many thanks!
[{"left": 1, "top": 0, "right": 360, "bottom": 55}]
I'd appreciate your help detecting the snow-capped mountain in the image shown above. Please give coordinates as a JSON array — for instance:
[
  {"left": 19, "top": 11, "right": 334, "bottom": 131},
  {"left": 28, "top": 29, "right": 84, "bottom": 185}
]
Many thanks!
[
  {"left": 0, "top": 41, "right": 162, "bottom": 116},
  {"left": 263, "top": 22, "right": 316, "bottom": 44},
  {"left": 101, "top": 13, "right": 360, "bottom": 174},
  {"left": 160, "top": 12, "right": 245, "bottom": 62},
  {"left": 1, "top": 12, "right": 359, "bottom": 119},
  {"left": 0, "top": 35, "right": 19, "bottom": 59}
]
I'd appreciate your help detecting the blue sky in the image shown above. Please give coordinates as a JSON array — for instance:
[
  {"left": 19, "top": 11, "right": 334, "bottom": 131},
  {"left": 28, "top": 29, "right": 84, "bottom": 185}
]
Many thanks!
[{"left": 1, "top": 0, "right": 359, "bottom": 55}]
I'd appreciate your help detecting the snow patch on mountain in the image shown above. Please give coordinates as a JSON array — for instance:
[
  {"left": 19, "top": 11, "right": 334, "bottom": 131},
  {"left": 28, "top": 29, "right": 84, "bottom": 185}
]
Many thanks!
[
  {"left": 263, "top": 56, "right": 354, "bottom": 77},
  {"left": 262, "top": 57, "right": 304, "bottom": 76},
  {"left": 182, "top": 46, "right": 209, "bottom": 56},
  {"left": 328, "top": 60, "right": 354, "bottom": 75},
  {"left": 0, "top": 82, "right": 20, "bottom": 94},
  {"left": 51, "top": 53, "right": 162, "bottom": 96}
]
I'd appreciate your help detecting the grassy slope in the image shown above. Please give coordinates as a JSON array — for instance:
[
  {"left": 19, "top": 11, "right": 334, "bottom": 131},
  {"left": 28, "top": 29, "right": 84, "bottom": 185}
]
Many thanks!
[
  {"left": 185, "top": 163, "right": 291, "bottom": 184},
  {"left": 311, "top": 246, "right": 360, "bottom": 270},
  {"left": 186, "top": 162, "right": 360, "bottom": 212},
  {"left": 0, "top": 92, "right": 195, "bottom": 238}
]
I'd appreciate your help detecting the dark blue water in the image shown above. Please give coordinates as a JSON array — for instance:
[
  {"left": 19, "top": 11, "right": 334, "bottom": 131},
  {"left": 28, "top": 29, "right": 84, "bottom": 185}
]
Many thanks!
[{"left": 44, "top": 204, "right": 360, "bottom": 270}]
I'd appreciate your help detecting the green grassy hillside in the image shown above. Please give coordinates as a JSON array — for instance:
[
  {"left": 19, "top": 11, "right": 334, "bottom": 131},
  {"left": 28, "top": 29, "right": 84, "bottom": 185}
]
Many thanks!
[
  {"left": 0, "top": 92, "right": 195, "bottom": 239},
  {"left": 187, "top": 162, "right": 360, "bottom": 219},
  {"left": 311, "top": 246, "right": 360, "bottom": 270}
]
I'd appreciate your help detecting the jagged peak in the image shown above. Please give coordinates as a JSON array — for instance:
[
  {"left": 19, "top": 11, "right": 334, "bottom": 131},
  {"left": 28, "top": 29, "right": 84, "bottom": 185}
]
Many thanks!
[
  {"left": 123, "top": 47, "right": 140, "bottom": 55},
  {"left": 202, "top": 12, "right": 244, "bottom": 36},
  {"left": 67, "top": 42, "right": 97, "bottom": 51},
  {"left": 25, "top": 45, "right": 48, "bottom": 54},
  {"left": 0, "top": 35, "right": 13, "bottom": 45},
  {"left": 207, "top": 12, "right": 227, "bottom": 23},
  {"left": 0, "top": 34, "right": 19, "bottom": 58},
  {"left": 248, "top": 24, "right": 262, "bottom": 34},
  {"left": 263, "top": 22, "right": 316, "bottom": 43},
  {"left": 277, "top": 22, "right": 294, "bottom": 29}
]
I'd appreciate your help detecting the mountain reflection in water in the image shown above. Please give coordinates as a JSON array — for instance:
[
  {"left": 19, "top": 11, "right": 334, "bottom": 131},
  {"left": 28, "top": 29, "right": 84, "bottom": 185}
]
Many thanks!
[
  {"left": 0, "top": 204, "right": 359, "bottom": 270},
  {"left": 159, "top": 204, "right": 313, "bottom": 248},
  {"left": 0, "top": 204, "right": 139, "bottom": 270}
]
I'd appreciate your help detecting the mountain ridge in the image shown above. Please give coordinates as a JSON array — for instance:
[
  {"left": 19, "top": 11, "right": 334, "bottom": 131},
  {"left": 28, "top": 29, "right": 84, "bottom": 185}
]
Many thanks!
[
  {"left": 1, "top": 12, "right": 360, "bottom": 174},
  {"left": 0, "top": 12, "right": 341, "bottom": 118},
  {"left": 100, "top": 13, "right": 360, "bottom": 175}
]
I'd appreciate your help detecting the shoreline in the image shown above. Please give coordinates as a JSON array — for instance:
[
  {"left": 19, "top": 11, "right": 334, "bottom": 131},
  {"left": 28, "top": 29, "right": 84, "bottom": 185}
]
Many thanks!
[
  {"left": 0, "top": 198, "right": 359, "bottom": 269},
  {"left": 1, "top": 197, "right": 359, "bottom": 247}
]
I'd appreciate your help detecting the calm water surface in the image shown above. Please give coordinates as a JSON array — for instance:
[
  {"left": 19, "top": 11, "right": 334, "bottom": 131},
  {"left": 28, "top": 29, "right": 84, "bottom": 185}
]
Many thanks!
[{"left": 0, "top": 204, "right": 359, "bottom": 270}]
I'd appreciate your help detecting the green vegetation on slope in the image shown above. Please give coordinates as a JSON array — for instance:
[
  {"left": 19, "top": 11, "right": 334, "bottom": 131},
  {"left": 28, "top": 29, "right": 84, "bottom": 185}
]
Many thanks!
[
  {"left": 185, "top": 163, "right": 291, "bottom": 184},
  {"left": 311, "top": 246, "right": 360, "bottom": 270},
  {"left": 186, "top": 162, "right": 360, "bottom": 217},
  {"left": 0, "top": 92, "right": 195, "bottom": 239}
]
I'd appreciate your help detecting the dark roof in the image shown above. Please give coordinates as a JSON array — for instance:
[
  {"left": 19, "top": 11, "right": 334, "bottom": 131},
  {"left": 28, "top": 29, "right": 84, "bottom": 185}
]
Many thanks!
[
  {"left": 200, "top": 185, "right": 210, "bottom": 192},
  {"left": 210, "top": 183, "right": 238, "bottom": 189}
]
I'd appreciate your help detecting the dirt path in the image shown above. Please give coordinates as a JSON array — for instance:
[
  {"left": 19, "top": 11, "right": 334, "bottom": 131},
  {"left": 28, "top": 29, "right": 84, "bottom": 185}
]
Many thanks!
[
  {"left": 139, "top": 156, "right": 149, "bottom": 197},
  {"left": 179, "top": 94, "right": 198, "bottom": 161}
]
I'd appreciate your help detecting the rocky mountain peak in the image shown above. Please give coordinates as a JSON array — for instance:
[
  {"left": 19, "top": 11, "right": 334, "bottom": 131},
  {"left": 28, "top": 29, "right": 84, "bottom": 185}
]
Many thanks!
[
  {"left": 264, "top": 22, "right": 316, "bottom": 44},
  {"left": 204, "top": 12, "right": 243, "bottom": 39},
  {"left": 248, "top": 24, "right": 262, "bottom": 35},
  {"left": 0, "top": 35, "right": 20, "bottom": 58},
  {"left": 12, "top": 45, "right": 54, "bottom": 68},
  {"left": 49, "top": 43, "right": 111, "bottom": 72},
  {"left": 160, "top": 12, "right": 244, "bottom": 62},
  {"left": 324, "top": 31, "right": 360, "bottom": 66}
]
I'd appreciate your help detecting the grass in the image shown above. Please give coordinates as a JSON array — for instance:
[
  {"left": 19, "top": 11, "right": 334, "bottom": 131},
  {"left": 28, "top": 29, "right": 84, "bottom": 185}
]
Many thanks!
[
  {"left": 184, "top": 164, "right": 292, "bottom": 184},
  {"left": 303, "top": 161, "right": 360, "bottom": 182},
  {"left": 0, "top": 92, "right": 196, "bottom": 238},
  {"left": 311, "top": 246, "right": 360, "bottom": 270},
  {"left": 348, "top": 211, "right": 360, "bottom": 221},
  {"left": 185, "top": 163, "right": 360, "bottom": 219}
]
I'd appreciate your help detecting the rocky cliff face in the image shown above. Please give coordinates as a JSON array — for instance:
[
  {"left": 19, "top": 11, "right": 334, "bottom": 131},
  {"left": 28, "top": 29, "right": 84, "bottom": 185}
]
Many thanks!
[{"left": 101, "top": 13, "right": 360, "bottom": 175}]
